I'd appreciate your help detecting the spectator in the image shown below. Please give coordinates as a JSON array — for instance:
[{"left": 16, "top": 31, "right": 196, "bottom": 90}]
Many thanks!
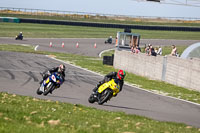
[
  {"left": 145, "top": 44, "right": 151, "bottom": 55},
  {"left": 150, "top": 45, "right": 157, "bottom": 56},
  {"left": 170, "top": 45, "right": 178, "bottom": 56},
  {"left": 157, "top": 46, "right": 162, "bottom": 55},
  {"left": 131, "top": 46, "right": 140, "bottom": 54},
  {"left": 155, "top": 47, "right": 158, "bottom": 54},
  {"left": 136, "top": 45, "right": 141, "bottom": 52},
  {"left": 115, "top": 36, "right": 118, "bottom": 46}
]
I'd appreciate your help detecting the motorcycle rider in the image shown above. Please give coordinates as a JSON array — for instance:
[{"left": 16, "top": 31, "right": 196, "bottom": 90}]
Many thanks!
[
  {"left": 92, "top": 69, "right": 126, "bottom": 96},
  {"left": 105, "top": 36, "right": 112, "bottom": 44},
  {"left": 19, "top": 32, "right": 23, "bottom": 37},
  {"left": 40, "top": 64, "right": 66, "bottom": 91},
  {"left": 16, "top": 32, "right": 23, "bottom": 40}
]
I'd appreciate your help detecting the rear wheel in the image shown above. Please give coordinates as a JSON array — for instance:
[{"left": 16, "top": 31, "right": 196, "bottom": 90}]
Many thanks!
[{"left": 98, "top": 89, "right": 112, "bottom": 105}]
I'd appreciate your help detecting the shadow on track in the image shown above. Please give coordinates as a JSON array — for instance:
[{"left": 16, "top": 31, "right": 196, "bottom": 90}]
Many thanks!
[
  {"left": 103, "top": 104, "right": 149, "bottom": 112},
  {"left": 47, "top": 95, "right": 80, "bottom": 100}
]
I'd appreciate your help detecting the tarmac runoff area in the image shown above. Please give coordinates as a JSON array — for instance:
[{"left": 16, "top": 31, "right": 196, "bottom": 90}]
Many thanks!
[{"left": 0, "top": 38, "right": 200, "bottom": 128}]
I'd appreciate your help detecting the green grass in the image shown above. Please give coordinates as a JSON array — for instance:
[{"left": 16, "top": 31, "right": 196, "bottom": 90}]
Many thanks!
[
  {"left": 101, "top": 50, "right": 115, "bottom": 57},
  {"left": 1, "top": 92, "right": 200, "bottom": 133},
  {"left": 161, "top": 45, "right": 188, "bottom": 56},
  {"left": 0, "top": 44, "right": 200, "bottom": 104},
  {"left": 0, "top": 23, "right": 122, "bottom": 38},
  {"left": 1, "top": 23, "right": 200, "bottom": 40},
  {"left": 1, "top": 13, "right": 200, "bottom": 27}
]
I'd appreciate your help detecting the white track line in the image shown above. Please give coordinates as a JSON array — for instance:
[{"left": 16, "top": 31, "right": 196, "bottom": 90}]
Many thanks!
[
  {"left": 99, "top": 48, "right": 116, "bottom": 58},
  {"left": 34, "top": 45, "right": 39, "bottom": 51}
]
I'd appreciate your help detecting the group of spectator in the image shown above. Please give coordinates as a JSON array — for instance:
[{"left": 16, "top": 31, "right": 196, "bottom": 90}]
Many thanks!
[
  {"left": 145, "top": 44, "right": 162, "bottom": 56},
  {"left": 131, "top": 45, "right": 141, "bottom": 54},
  {"left": 132, "top": 43, "right": 178, "bottom": 57}
]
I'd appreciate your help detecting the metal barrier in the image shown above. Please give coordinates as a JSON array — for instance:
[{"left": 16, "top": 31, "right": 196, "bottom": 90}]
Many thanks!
[
  {"left": 0, "top": 17, "right": 20, "bottom": 23},
  {"left": 1, "top": 7, "right": 200, "bottom": 21}
]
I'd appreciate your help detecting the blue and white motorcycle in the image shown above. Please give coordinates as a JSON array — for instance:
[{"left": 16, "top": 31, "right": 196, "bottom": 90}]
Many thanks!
[{"left": 37, "top": 72, "right": 64, "bottom": 96}]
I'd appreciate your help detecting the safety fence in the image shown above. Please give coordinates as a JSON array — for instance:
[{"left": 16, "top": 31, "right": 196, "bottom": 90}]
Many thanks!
[{"left": 1, "top": 7, "right": 200, "bottom": 21}]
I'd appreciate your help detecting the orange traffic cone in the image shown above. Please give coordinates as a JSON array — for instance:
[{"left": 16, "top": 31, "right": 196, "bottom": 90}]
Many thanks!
[
  {"left": 62, "top": 42, "right": 64, "bottom": 48},
  {"left": 76, "top": 42, "right": 79, "bottom": 48},
  {"left": 94, "top": 43, "right": 97, "bottom": 48},
  {"left": 50, "top": 42, "right": 52, "bottom": 47}
]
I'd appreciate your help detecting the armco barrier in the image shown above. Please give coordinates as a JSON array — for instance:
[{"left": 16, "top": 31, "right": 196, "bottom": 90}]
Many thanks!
[
  {"left": 114, "top": 50, "right": 200, "bottom": 91},
  {"left": 0, "top": 17, "right": 20, "bottom": 23},
  {"left": 19, "top": 18, "right": 200, "bottom": 32}
]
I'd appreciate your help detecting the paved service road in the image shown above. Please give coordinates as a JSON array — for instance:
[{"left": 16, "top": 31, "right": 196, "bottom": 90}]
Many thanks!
[
  {"left": 1, "top": 37, "right": 200, "bottom": 57},
  {"left": 0, "top": 51, "right": 200, "bottom": 128}
]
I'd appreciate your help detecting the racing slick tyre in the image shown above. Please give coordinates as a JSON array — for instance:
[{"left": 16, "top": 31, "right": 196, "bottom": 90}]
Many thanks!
[
  {"left": 43, "top": 82, "right": 54, "bottom": 96},
  {"left": 88, "top": 94, "right": 96, "bottom": 103},
  {"left": 36, "top": 88, "right": 43, "bottom": 95},
  {"left": 98, "top": 89, "right": 112, "bottom": 105}
]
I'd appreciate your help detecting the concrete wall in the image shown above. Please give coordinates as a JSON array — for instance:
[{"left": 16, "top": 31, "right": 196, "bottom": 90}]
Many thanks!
[{"left": 114, "top": 50, "right": 200, "bottom": 91}]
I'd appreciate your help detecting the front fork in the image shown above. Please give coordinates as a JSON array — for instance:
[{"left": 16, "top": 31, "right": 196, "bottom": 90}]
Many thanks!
[{"left": 39, "top": 79, "right": 50, "bottom": 92}]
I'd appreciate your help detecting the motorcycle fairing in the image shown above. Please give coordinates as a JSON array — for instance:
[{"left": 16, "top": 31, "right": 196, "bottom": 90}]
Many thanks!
[{"left": 98, "top": 79, "right": 120, "bottom": 96}]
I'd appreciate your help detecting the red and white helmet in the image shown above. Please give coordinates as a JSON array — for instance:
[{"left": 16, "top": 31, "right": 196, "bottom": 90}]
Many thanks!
[
  {"left": 117, "top": 69, "right": 126, "bottom": 80},
  {"left": 58, "top": 64, "right": 65, "bottom": 72}
]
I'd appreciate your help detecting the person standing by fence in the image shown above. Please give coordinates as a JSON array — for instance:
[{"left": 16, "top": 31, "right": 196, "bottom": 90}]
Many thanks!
[{"left": 170, "top": 45, "right": 178, "bottom": 56}]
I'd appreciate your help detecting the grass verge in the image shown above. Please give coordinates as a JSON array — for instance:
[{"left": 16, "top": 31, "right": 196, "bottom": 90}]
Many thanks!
[
  {"left": 1, "top": 23, "right": 200, "bottom": 40},
  {"left": 1, "top": 92, "right": 200, "bottom": 133},
  {"left": 0, "top": 44, "right": 200, "bottom": 104}
]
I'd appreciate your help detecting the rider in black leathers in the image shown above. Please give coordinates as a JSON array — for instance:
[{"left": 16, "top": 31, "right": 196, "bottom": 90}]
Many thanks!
[
  {"left": 93, "top": 69, "right": 126, "bottom": 96},
  {"left": 40, "top": 64, "right": 66, "bottom": 89},
  {"left": 16, "top": 32, "right": 23, "bottom": 40}
]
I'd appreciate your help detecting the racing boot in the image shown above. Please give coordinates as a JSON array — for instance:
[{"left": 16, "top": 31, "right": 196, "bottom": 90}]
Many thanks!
[{"left": 92, "top": 87, "right": 98, "bottom": 98}]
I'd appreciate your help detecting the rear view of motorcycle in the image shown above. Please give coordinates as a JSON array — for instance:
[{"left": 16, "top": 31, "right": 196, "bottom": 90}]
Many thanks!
[
  {"left": 37, "top": 72, "right": 64, "bottom": 96},
  {"left": 88, "top": 79, "right": 120, "bottom": 105},
  {"left": 15, "top": 32, "right": 23, "bottom": 40}
]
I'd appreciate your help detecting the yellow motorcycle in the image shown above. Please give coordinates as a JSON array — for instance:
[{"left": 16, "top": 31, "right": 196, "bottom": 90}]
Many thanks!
[{"left": 88, "top": 79, "right": 120, "bottom": 105}]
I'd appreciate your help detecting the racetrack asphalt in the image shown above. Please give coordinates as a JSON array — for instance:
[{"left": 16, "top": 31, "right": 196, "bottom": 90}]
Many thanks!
[
  {"left": 1, "top": 37, "right": 200, "bottom": 57},
  {"left": 0, "top": 51, "right": 200, "bottom": 128}
]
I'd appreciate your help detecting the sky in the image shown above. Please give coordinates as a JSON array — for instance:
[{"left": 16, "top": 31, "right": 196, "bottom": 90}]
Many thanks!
[{"left": 1, "top": 0, "right": 200, "bottom": 19}]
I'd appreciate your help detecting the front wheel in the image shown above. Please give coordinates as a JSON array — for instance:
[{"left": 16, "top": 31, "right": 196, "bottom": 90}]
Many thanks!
[
  {"left": 98, "top": 89, "right": 112, "bottom": 105},
  {"left": 88, "top": 94, "right": 96, "bottom": 103},
  {"left": 43, "top": 82, "right": 54, "bottom": 96},
  {"left": 36, "top": 88, "right": 43, "bottom": 95}
]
